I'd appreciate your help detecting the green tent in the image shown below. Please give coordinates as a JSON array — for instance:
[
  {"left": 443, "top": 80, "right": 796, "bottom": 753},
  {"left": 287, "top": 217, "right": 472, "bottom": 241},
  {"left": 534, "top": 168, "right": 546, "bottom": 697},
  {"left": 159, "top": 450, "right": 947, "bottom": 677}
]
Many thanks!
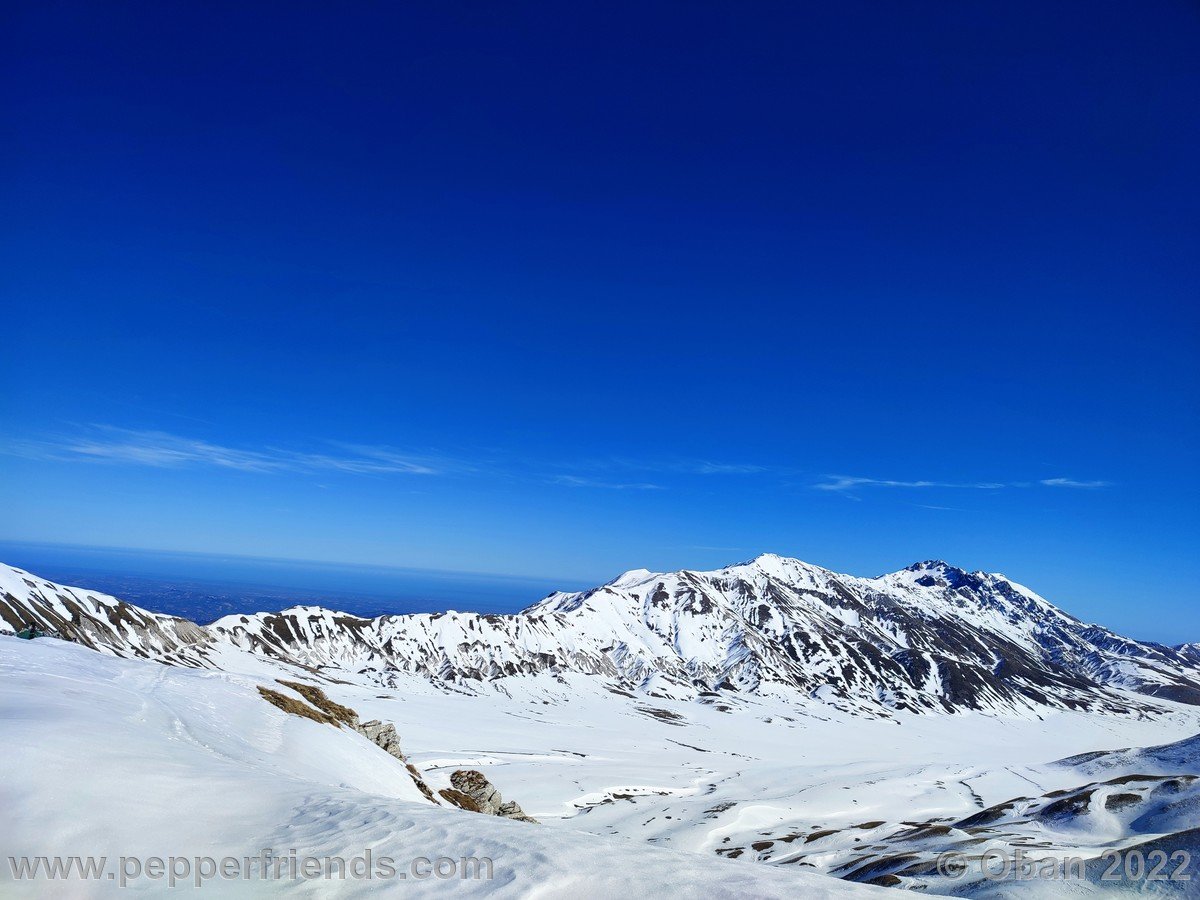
[{"left": 15, "top": 626, "right": 41, "bottom": 640}]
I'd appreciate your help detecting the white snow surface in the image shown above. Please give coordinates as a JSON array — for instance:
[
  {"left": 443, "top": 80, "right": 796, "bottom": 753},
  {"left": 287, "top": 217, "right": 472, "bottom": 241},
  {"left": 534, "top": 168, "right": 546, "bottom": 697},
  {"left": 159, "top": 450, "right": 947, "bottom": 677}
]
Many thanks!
[{"left": 1, "top": 637, "right": 887, "bottom": 898}]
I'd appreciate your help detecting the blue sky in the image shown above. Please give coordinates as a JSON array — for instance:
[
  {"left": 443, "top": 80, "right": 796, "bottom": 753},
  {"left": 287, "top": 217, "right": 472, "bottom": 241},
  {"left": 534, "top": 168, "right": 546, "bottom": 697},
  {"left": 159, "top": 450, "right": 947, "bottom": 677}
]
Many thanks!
[{"left": 2, "top": 2, "right": 1198, "bottom": 641}]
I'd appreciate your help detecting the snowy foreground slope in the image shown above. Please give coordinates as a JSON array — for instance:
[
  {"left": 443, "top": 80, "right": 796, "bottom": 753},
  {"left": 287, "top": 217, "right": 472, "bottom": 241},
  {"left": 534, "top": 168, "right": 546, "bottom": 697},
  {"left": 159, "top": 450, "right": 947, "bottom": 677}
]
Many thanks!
[
  {"left": 3, "top": 557, "right": 1200, "bottom": 897},
  {"left": 1, "top": 637, "right": 885, "bottom": 898}
]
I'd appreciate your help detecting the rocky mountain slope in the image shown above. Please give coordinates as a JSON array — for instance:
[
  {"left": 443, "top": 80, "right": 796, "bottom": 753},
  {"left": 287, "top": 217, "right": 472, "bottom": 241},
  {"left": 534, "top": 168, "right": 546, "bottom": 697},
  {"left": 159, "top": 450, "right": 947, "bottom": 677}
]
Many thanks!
[{"left": 3, "top": 554, "right": 1198, "bottom": 719}]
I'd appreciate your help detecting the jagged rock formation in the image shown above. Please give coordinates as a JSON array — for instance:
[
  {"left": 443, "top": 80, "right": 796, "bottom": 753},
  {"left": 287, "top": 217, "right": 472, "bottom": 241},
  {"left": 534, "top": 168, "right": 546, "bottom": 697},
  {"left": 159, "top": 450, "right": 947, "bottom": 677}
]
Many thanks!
[
  {"left": 4, "top": 556, "right": 1200, "bottom": 719},
  {"left": 440, "top": 770, "right": 537, "bottom": 823}
]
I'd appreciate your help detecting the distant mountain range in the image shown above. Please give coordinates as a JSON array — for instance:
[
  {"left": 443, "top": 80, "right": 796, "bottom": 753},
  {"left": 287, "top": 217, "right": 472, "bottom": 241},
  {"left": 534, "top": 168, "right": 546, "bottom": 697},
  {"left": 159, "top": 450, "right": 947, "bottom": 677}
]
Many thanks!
[
  {"left": 3, "top": 553, "right": 1199, "bottom": 718},
  {"left": 5, "top": 555, "right": 1200, "bottom": 896}
]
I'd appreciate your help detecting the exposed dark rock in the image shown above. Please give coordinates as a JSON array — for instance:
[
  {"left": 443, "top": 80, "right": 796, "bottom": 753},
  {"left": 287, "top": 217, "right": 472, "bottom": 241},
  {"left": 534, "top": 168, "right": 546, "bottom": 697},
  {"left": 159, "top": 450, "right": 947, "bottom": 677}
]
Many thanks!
[
  {"left": 1104, "top": 792, "right": 1141, "bottom": 811},
  {"left": 443, "top": 770, "right": 537, "bottom": 823},
  {"left": 1039, "top": 788, "right": 1095, "bottom": 821},
  {"left": 438, "top": 788, "right": 483, "bottom": 812}
]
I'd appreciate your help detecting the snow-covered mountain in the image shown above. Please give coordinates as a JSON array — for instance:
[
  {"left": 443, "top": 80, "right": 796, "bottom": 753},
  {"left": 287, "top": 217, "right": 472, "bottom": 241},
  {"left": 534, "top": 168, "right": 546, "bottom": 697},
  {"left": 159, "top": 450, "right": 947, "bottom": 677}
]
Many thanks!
[
  {"left": 4, "top": 554, "right": 1197, "bottom": 719},
  {"left": 0, "top": 566, "right": 207, "bottom": 659},
  {"left": 4, "top": 556, "right": 1199, "bottom": 897}
]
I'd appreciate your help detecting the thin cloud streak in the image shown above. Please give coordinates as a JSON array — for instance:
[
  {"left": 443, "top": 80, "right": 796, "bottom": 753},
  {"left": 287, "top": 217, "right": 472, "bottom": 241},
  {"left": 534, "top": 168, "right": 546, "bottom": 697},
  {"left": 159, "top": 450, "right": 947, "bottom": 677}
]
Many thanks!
[
  {"left": 815, "top": 476, "right": 1006, "bottom": 492},
  {"left": 1040, "top": 477, "right": 1111, "bottom": 488},
  {"left": 2, "top": 429, "right": 1112, "bottom": 499},
  {"left": 573, "top": 457, "right": 771, "bottom": 476},
  {"left": 550, "top": 475, "right": 665, "bottom": 490},
  {"left": 5, "top": 428, "right": 445, "bottom": 476},
  {"left": 816, "top": 475, "right": 1111, "bottom": 494},
  {"left": 4, "top": 428, "right": 749, "bottom": 489},
  {"left": 678, "top": 461, "right": 769, "bottom": 475}
]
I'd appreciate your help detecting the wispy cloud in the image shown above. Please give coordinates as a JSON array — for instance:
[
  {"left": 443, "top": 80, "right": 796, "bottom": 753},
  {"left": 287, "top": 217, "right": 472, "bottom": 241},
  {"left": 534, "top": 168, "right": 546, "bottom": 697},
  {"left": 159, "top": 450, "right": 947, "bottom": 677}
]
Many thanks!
[
  {"left": 814, "top": 476, "right": 1006, "bottom": 492},
  {"left": 1040, "top": 477, "right": 1111, "bottom": 488},
  {"left": 3, "top": 427, "right": 747, "bottom": 491},
  {"left": 569, "top": 457, "right": 771, "bottom": 476},
  {"left": 4, "top": 427, "right": 446, "bottom": 476},
  {"left": 816, "top": 475, "right": 1111, "bottom": 495},
  {"left": 550, "top": 475, "right": 665, "bottom": 490},
  {"left": 5, "top": 428, "right": 1112, "bottom": 504},
  {"left": 676, "top": 461, "right": 769, "bottom": 475}
]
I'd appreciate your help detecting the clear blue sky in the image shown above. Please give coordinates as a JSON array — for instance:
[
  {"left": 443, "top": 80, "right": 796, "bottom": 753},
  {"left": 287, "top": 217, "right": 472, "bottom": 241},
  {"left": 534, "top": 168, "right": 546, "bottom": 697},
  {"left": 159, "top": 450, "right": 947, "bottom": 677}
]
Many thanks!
[{"left": 2, "top": 2, "right": 1197, "bottom": 641}]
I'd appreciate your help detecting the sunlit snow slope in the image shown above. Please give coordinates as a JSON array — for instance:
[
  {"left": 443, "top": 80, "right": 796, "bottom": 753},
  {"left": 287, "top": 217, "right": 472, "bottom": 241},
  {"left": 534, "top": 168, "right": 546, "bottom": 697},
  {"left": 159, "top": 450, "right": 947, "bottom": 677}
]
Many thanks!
[{"left": 0, "top": 637, "right": 887, "bottom": 898}]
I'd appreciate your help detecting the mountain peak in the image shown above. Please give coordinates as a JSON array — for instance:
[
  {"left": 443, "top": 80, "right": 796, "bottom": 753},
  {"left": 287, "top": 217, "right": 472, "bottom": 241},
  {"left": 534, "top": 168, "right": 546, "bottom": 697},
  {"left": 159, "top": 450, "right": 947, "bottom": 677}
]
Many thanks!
[
  {"left": 607, "top": 568, "right": 655, "bottom": 589},
  {"left": 728, "top": 552, "right": 828, "bottom": 574},
  {"left": 904, "top": 559, "right": 954, "bottom": 572}
]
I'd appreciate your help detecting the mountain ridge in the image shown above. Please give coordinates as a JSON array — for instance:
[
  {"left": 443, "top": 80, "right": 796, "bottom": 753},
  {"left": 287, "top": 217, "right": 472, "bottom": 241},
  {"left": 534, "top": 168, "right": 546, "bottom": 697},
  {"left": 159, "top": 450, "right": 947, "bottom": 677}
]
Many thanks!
[{"left": 3, "top": 554, "right": 1199, "bottom": 719}]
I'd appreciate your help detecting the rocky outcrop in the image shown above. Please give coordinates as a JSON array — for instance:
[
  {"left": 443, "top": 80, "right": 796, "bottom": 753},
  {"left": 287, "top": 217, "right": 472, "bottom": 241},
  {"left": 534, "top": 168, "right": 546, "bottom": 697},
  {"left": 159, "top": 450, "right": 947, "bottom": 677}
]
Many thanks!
[
  {"left": 356, "top": 719, "right": 403, "bottom": 758},
  {"left": 351, "top": 716, "right": 439, "bottom": 803},
  {"left": 256, "top": 679, "right": 440, "bottom": 805},
  {"left": 439, "top": 769, "right": 537, "bottom": 823}
]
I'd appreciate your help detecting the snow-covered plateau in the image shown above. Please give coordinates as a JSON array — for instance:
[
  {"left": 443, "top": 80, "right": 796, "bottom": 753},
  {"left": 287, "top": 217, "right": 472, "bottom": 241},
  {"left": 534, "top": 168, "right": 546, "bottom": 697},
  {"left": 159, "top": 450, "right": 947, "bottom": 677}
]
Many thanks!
[{"left": 2, "top": 555, "right": 1198, "bottom": 897}]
